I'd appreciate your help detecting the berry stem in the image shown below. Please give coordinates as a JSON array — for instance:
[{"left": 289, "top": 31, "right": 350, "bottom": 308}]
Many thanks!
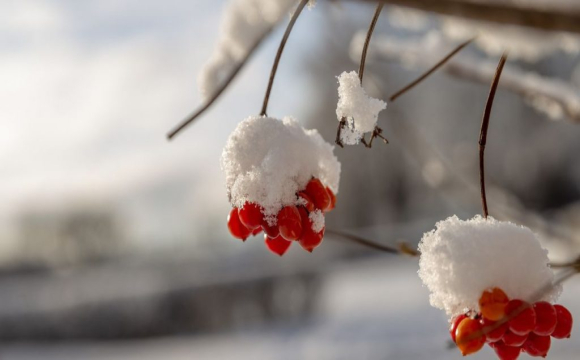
[
  {"left": 388, "top": 37, "right": 475, "bottom": 102},
  {"left": 478, "top": 53, "right": 507, "bottom": 219},
  {"left": 358, "top": 4, "right": 383, "bottom": 84},
  {"left": 260, "top": 0, "right": 309, "bottom": 117},
  {"left": 326, "top": 229, "right": 419, "bottom": 256}
]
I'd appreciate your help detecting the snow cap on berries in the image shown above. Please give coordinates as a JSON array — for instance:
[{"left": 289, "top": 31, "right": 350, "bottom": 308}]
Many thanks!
[
  {"left": 336, "top": 71, "right": 387, "bottom": 145},
  {"left": 418, "top": 215, "right": 561, "bottom": 318},
  {"left": 221, "top": 116, "right": 340, "bottom": 225}
]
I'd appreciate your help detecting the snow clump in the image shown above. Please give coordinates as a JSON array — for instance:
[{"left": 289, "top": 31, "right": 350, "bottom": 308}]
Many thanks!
[
  {"left": 309, "top": 209, "right": 325, "bottom": 233},
  {"left": 336, "top": 71, "right": 387, "bottom": 145}
]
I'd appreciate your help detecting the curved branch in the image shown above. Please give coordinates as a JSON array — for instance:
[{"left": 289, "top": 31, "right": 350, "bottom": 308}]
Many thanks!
[
  {"left": 479, "top": 53, "right": 507, "bottom": 218},
  {"left": 167, "top": 28, "right": 273, "bottom": 140},
  {"left": 260, "top": 0, "right": 309, "bottom": 116},
  {"left": 359, "top": 4, "right": 384, "bottom": 83}
]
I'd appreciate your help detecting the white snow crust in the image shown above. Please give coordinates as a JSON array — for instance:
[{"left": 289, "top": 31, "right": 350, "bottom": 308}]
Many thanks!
[
  {"left": 221, "top": 116, "right": 340, "bottom": 225},
  {"left": 418, "top": 215, "right": 561, "bottom": 318},
  {"left": 336, "top": 71, "right": 386, "bottom": 145}
]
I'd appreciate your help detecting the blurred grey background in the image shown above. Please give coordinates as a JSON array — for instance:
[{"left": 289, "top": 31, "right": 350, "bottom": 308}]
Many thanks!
[{"left": 1, "top": 0, "right": 580, "bottom": 359}]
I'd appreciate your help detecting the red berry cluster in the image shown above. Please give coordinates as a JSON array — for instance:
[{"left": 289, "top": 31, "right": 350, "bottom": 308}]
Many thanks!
[
  {"left": 226, "top": 178, "right": 336, "bottom": 256},
  {"left": 450, "top": 288, "right": 573, "bottom": 359}
]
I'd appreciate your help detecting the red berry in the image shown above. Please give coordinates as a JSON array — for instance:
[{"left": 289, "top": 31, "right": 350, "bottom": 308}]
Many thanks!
[
  {"left": 450, "top": 314, "right": 468, "bottom": 343},
  {"left": 277, "top": 206, "right": 303, "bottom": 241},
  {"left": 533, "top": 302, "right": 557, "bottom": 336},
  {"left": 298, "top": 207, "right": 324, "bottom": 252},
  {"left": 326, "top": 186, "right": 336, "bottom": 212},
  {"left": 251, "top": 227, "right": 263, "bottom": 236},
  {"left": 552, "top": 304, "right": 573, "bottom": 339},
  {"left": 239, "top": 202, "right": 263, "bottom": 230},
  {"left": 227, "top": 208, "right": 251, "bottom": 241},
  {"left": 479, "top": 287, "right": 509, "bottom": 321},
  {"left": 264, "top": 234, "right": 292, "bottom": 256},
  {"left": 523, "top": 333, "right": 551, "bottom": 357},
  {"left": 455, "top": 318, "right": 486, "bottom": 356},
  {"left": 491, "top": 341, "right": 521, "bottom": 360},
  {"left": 502, "top": 330, "right": 528, "bottom": 347},
  {"left": 261, "top": 220, "right": 279, "bottom": 238},
  {"left": 481, "top": 317, "right": 508, "bottom": 343},
  {"left": 298, "top": 192, "right": 315, "bottom": 212},
  {"left": 506, "top": 299, "right": 536, "bottom": 335},
  {"left": 305, "top": 178, "right": 331, "bottom": 211}
]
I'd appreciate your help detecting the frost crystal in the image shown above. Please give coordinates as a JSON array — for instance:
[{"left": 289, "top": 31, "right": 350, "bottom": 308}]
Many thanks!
[
  {"left": 418, "top": 215, "right": 561, "bottom": 318},
  {"left": 221, "top": 116, "right": 340, "bottom": 225},
  {"left": 336, "top": 71, "right": 387, "bottom": 145},
  {"left": 309, "top": 209, "right": 325, "bottom": 233},
  {"left": 198, "top": 0, "right": 296, "bottom": 99}
]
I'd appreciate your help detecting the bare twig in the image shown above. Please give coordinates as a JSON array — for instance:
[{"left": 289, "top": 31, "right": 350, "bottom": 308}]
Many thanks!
[
  {"left": 550, "top": 255, "right": 580, "bottom": 270},
  {"left": 166, "top": 29, "right": 273, "bottom": 140},
  {"left": 353, "top": 0, "right": 580, "bottom": 34},
  {"left": 336, "top": 4, "right": 385, "bottom": 148},
  {"left": 479, "top": 53, "right": 507, "bottom": 219},
  {"left": 326, "top": 228, "right": 419, "bottom": 256},
  {"left": 388, "top": 37, "right": 474, "bottom": 102},
  {"left": 261, "top": 0, "right": 309, "bottom": 116},
  {"left": 359, "top": 4, "right": 384, "bottom": 83}
]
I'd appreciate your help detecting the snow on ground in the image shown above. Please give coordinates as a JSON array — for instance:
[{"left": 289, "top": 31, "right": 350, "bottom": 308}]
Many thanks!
[{"left": 2, "top": 257, "right": 579, "bottom": 359}]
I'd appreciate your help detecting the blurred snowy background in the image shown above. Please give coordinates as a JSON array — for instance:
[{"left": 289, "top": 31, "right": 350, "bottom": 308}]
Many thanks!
[{"left": 1, "top": 0, "right": 580, "bottom": 359}]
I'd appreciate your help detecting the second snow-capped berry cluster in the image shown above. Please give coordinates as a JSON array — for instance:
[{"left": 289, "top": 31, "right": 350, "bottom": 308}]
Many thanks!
[
  {"left": 227, "top": 177, "right": 336, "bottom": 255},
  {"left": 418, "top": 216, "right": 571, "bottom": 359},
  {"left": 451, "top": 287, "right": 573, "bottom": 359}
]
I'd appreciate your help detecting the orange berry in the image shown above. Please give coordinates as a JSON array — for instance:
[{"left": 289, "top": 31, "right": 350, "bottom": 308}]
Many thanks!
[
  {"left": 450, "top": 314, "right": 468, "bottom": 343},
  {"left": 455, "top": 317, "right": 486, "bottom": 356},
  {"left": 479, "top": 287, "right": 509, "bottom": 321}
]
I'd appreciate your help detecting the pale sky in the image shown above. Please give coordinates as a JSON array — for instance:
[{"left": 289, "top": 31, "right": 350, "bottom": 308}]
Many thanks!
[{"left": 0, "top": 0, "right": 323, "bottom": 261}]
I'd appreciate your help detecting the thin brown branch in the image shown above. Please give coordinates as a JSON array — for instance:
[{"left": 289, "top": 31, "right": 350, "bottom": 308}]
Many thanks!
[
  {"left": 550, "top": 256, "right": 580, "bottom": 270},
  {"left": 326, "top": 229, "right": 419, "bottom": 256},
  {"left": 479, "top": 53, "right": 507, "bottom": 219},
  {"left": 389, "top": 37, "right": 474, "bottom": 102},
  {"left": 354, "top": 0, "right": 580, "bottom": 34},
  {"left": 335, "top": 117, "right": 347, "bottom": 148},
  {"left": 260, "top": 0, "right": 309, "bottom": 117},
  {"left": 167, "top": 29, "right": 273, "bottom": 140},
  {"left": 359, "top": 4, "right": 384, "bottom": 83}
]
